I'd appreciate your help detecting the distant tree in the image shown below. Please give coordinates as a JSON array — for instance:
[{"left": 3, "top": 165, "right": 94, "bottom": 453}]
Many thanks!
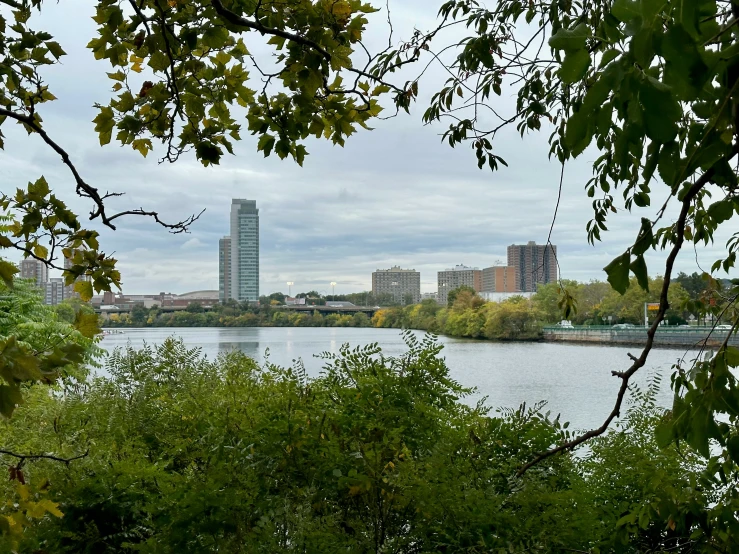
[
  {"left": 130, "top": 304, "right": 149, "bottom": 326},
  {"left": 675, "top": 272, "right": 710, "bottom": 301},
  {"left": 447, "top": 285, "right": 477, "bottom": 307},
  {"left": 185, "top": 302, "right": 205, "bottom": 313},
  {"left": 268, "top": 292, "right": 286, "bottom": 304}
]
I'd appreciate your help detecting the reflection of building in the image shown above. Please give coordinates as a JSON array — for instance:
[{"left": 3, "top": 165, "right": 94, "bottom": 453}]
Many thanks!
[
  {"left": 507, "top": 241, "right": 558, "bottom": 292},
  {"left": 229, "top": 199, "right": 259, "bottom": 302},
  {"left": 482, "top": 265, "right": 519, "bottom": 293},
  {"left": 437, "top": 265, "right": 482, "bottom": 305},
  {"left": 63, "top": 256, "right": 91, "bottom": 300},
  {"left": 44, "top": 277, "right": 65, "bottom": 306},
  {"left": 372, "top": 266, "right": 421, "bottom": 304},
  {"left": 218, "top": 236, "right": 231, "bottom": 302},
  {"left": 20, "top": 259, "right": 48, "bottom": 289}
]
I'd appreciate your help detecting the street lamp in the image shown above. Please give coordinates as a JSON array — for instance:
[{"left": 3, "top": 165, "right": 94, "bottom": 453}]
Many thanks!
[
  {"left": 287, "top": 281, "right": 293, "bottom": 297},
  {"left": 330, "top": 282, "right": 337, "bottom": 297}
]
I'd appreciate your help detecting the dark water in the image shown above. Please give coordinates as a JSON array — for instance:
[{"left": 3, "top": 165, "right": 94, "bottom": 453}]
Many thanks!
[{"left": 99, "top": 327, "right": 693, "bottom": 432}]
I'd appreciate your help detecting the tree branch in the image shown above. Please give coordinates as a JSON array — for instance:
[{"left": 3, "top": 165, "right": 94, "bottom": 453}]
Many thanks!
[
  {"left": 0, "top": 107, "right": 202, "bottom": 233},
  {"left": 518, "top": 168, "right": 715, "bottom": 475},
  {"left": 0, "top": 448, "right": 89, "bottom": 468}
]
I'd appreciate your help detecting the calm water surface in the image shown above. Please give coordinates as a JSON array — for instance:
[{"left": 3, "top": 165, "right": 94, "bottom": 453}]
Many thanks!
[{"left": 100, "top": 327, "right": 695, "bottom": 432}]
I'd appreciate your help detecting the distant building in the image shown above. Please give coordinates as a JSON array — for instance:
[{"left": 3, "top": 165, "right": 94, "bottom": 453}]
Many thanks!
[
  {"left": 44, "top": 277, "right": 64, "bottom": 306},
  {"left": 229, "top": 199, "right": 259, "bottom": 302},
  {"left": 437, "top": 265, "right": 482, "bottom": 305},
  {"left": 507, "top": 241, "right": 558, "bottom": 292},
  {"left": 421, "top": 292, "right": 438, "bottom": 302},
  {"left": 218, "top": 236, "right": 231, "bottom": 302},
  {"left": 482, "top": 265, "right": 519, "bottom": 293},
  {"left": 20, "top": 258, "right": 48, "bottom": 289},
  {"left": 63, "top": 256, "right": 91, "bottom": 300},
  {"left": 372, "top": 266, "right": 421, "bottom": 304},
  {"left": 479, "top": 291, "right": 534, "bottom": 302}
]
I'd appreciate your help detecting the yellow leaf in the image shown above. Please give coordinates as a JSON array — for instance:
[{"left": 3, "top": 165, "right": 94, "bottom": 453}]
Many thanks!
[
  {"left": 348, "top": 485, "right": 362, "bottom": 496},
  {"left": 112, "top": 82, "right": 122, "bottom": 91},
  {"left": 131, "top": 62, "right": 143, "bottom": 73},
  {"left": 16, "top": 484, "right": 29, "bottom": 502}
]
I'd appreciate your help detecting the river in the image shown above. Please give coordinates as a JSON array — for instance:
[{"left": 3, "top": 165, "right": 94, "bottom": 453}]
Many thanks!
[{"left": 99, "top": 327, "right": 694, "bottom": 432}]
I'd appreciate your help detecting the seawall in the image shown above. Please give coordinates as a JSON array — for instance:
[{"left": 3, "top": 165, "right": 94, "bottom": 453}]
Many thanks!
[{"left": 543, "top": 326, "right": 738, "bottom": 348}]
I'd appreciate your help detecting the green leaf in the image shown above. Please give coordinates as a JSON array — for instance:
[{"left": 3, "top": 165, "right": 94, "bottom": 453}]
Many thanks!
[
  {"left": 74, "top": 311, "right": 100, "bottom": 339},
  {"left": 632, "top": 217, "right": 654, "bottom": 256},
  {"left": 0, "top": 384, "right": 23, "bottom": 418},
  {"left": 565, "top": 110, "right": 592, "bottom": 156},
  {"left": 148, "top": 51, "right": 170, "bottom": 72},
  {"left": 559, "top": 49, "right": 591, "bottom": 84},
  {"left": 45, "top": 41, "right": 66, "bottom": 60},
  {"left": 640, "top": 82, "right": 681, "bottom": 143},
  {"left": 604, "top": 253, "right": 631, "bottom": 294},
  {"left": 630, "top": 254, "right": 649, "bottom": 291},
  {"left": 707, "top": 200, "right": 734, "bottom": 224},
  {"left": 0, "top": 260, "right": 19, "bottom": 287},
  {"left": 598, "top": 48, "right": 620, "bottom": 69},
  {"left": 74, "top": 280, "right": 93, "bottom": 302},
  {"left": 548, "top": 23, "right": 590, "bottom": 51},
  {"left": 727, "top": 435, "right": 739, "bottom": 463},
  {"left": 611, "top": 0, "right": 641, "bottom": 22}
]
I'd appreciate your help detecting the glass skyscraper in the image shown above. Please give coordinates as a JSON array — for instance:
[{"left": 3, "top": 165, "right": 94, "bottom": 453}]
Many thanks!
[{"left": 225, "top": 199, "right": 259, "bottom": 302}]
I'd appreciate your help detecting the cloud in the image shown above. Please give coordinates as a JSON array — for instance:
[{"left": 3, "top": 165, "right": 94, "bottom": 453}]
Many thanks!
[{"left": 1, "top": 0, "right": 733, "bottom": 296}]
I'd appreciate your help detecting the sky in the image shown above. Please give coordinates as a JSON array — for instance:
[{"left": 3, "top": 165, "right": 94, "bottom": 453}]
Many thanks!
[{"left": 1, "top": 0, "right": 732, "bottom": 295}]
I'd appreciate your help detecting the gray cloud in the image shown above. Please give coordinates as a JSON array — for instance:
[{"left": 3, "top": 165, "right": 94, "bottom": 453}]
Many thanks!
[{"left": 1, "top": 0, "right": 733, "bottom": 296}]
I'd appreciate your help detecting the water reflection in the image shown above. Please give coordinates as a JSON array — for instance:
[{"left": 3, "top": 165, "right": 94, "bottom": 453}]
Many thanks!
[{"left": 99, "top": 327, "right": 689, "bottom": 433}]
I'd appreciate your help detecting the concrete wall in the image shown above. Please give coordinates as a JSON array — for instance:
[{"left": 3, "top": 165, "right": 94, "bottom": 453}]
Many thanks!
[{"left": 543, "top": 326, "right": 739, "bottom": 348}]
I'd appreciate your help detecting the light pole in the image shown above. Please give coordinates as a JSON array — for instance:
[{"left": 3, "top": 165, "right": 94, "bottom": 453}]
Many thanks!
[
  {"left": 287, "top": 282, "right": 293, "bottom": 297},
  {"left": 330, "top": 281, "right": 337, "bottom": 298}
]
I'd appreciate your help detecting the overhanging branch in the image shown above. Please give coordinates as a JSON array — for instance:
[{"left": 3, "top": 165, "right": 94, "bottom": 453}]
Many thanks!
[
  {"left": 0, "top": 107, "right": 202, "bottom": 233},
  {"left": 518, "top": 168, "right": 715, "bottom": 475}
]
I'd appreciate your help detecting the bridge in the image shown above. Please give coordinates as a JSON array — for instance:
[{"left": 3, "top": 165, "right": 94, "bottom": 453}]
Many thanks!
[{"left": 281, "top": 304, "right": 379, "bottom": 316}]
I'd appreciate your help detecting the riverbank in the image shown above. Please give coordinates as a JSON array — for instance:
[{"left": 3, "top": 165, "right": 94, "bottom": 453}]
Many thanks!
[{"left": 543, "top": 325, "right": 738, "bottom": 348}]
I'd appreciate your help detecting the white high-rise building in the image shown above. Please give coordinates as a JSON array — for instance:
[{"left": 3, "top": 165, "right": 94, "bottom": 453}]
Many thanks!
[{"left": 228, "top": 199, "right": 259, "bottom": 302}]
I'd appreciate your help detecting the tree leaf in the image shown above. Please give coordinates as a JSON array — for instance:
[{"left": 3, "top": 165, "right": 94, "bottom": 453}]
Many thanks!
[
  {"left": 604, "top": 252, "right": 631, "bottom": 294},
  {"left": 549, "top": 23, "right": 590, "bottom": 51},
  {"left": 0, "top": 260, "right": 19, "bottom": 287},
  {"left": 0, "top": 384, "right": 23, "bottom": 418},
  {"left": 630, "top": 254, "right": 649, "bottom": 291},
  {"left": 611, "top": 0, "right": 641, "bottom": 23},
  {"left": 559, "top": 49, "right": 591, "bottom": 84},
  {"left": 74, "top": 280, "right": 93, "bottom": 302}
]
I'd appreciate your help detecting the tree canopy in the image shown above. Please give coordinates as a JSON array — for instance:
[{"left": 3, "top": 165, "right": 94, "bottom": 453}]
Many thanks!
[{"left": 2, "top": 0, "right": 739, "bottom": 535}]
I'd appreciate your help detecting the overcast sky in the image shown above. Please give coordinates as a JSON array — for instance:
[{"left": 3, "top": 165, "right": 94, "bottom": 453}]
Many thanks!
[{"left": 1, "top": 0, "right": 731, "bottom": 295}]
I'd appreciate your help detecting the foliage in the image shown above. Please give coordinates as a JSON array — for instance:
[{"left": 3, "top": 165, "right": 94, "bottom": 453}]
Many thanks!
[
  {"left": 0, "top": 278, "right": 100, "bottom": 418},
  {"left": 0, "top": 335, "right": 721, "bottom": 552}
]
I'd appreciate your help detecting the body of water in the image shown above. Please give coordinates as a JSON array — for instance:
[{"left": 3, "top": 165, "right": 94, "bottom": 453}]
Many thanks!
[{"left": 99, "top": 327, "right": 693, "bottom": 432}]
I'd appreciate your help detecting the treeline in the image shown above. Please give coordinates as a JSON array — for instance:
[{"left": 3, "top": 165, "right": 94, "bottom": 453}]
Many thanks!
[
  {"left": 373, "top": 275, "right": 699, "bottom": 340},
  {"left": 105, "top": 301, "right": 373, "bottom": 328},
  {"left": 105, "top": 273, "right": 713, "bottom": 340}
]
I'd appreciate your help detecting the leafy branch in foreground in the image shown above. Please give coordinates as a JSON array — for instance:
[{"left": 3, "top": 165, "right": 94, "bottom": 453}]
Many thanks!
[{"left": 375, "top": 0, "right": 739, "bottom": 472}]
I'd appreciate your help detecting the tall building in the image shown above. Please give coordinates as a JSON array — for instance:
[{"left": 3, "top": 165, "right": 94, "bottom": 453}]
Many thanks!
[
  {"left": 372, "top": 266, "right": 421, "bottom": 304},
  {"left": 482, "top": 265, "right": 519, "bottom": 293},
  {"left": 218, "top": 236, "right": 231, "bottom": 302},
  {"left": 437, "top": 265, "right": 482, "bottom": 305},
  {"left": 44, "top": 277, "right": 65, "bottom": 306},
  {"left": 507, "top": 241, "right": 558, "bottom": 292},
  {"left": 229, "top": 199, "right": 259, "bottom": 302},
  {"left": 19, "top": 258, "right": 48, "bottom": 289},
  {"left": 63, "top": 256, "right": 91, "bottom": 300}
]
